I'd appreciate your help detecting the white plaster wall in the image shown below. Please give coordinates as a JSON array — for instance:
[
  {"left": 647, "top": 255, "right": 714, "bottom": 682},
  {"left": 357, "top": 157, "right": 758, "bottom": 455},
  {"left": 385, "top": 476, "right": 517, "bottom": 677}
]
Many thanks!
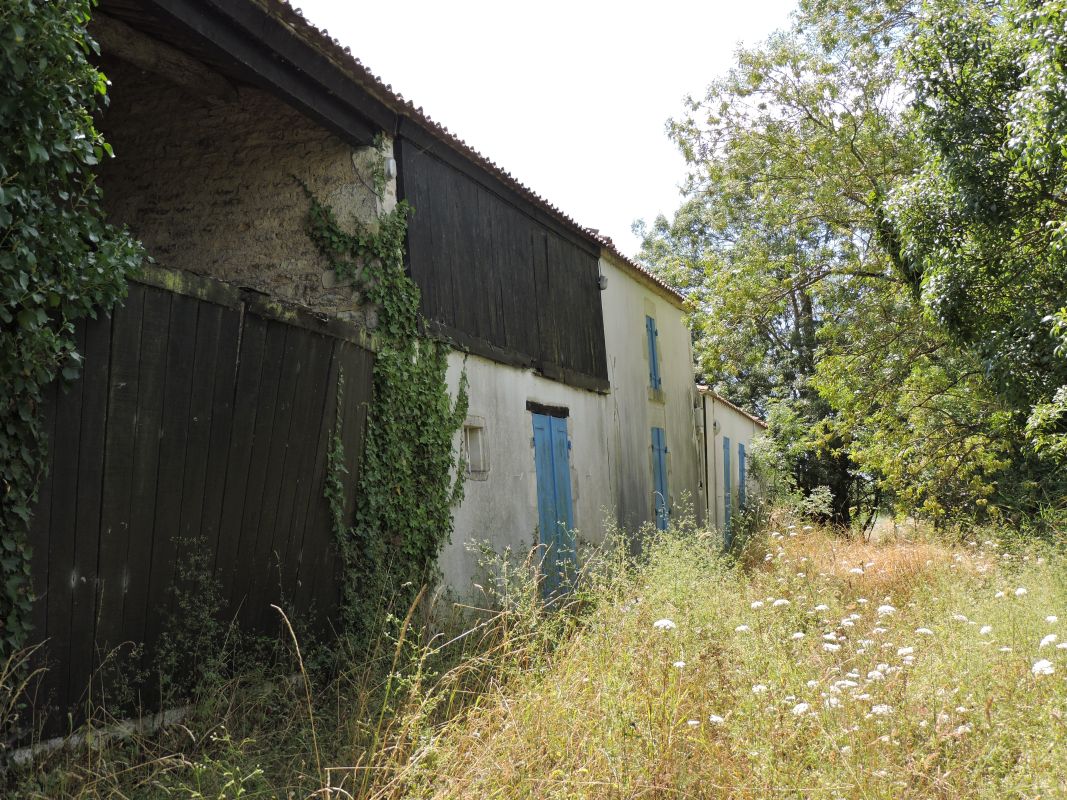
[
  {"left": 702, "top": 396, "right": 766, "bottom": 531},
  {"left": 600, "top": 255, "right": 703, "bottom": 531},
  {"left": 437, "top": 255, "right": 704, "bottom": 593},
  {"left": 439, "top": 351, "right": 615, "bottom": 593}
]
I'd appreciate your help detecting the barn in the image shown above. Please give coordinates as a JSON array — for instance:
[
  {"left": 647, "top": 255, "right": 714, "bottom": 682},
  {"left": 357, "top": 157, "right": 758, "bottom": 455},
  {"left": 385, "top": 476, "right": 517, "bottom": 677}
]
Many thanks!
[{"left": 21, "top": 0, "right": 704, "bottom": 734}]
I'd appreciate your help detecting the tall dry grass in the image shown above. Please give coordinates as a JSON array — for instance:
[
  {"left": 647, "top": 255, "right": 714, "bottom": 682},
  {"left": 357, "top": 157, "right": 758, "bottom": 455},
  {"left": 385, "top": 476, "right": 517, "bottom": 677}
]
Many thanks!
[{"left": 6, "top": 517, "right": 1067, "bottom": 799}]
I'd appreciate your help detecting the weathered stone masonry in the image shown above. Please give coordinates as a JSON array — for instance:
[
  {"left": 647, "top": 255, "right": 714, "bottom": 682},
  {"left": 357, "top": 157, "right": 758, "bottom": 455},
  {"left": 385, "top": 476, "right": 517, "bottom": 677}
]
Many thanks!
[{"left": 98, "top": 57, "right": 394, "bottom": 323}]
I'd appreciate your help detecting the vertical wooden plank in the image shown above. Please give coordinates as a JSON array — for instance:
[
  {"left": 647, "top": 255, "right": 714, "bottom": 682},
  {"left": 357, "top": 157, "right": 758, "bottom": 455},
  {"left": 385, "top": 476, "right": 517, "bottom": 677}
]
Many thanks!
[
  {"left": 41, "top": 324, "right": 85, "bottom": 717},
  {"left": 214, "top": 313, "right": 267, "bottom": 618},
  {"left": 246, "top": 324, "right": 305, "bottom": 632},
  {"left": 407, "top": 148, "right": 437, "bottom": 321},
  {"left": 274, "top": 330, "right": 333, "bottom": 621},
  {"left": 471, "top": 181, "right": 498, "bottom": 347},
  {"left": 120, "top": 287, "right": 172, "bottom": 646},
  {"left": 292, "top": 341, "right": 341, "bottom": 621},
  {"left": 94, "top": 285, "right": 145, "bottom": 658},
  {"left": 200, "top": 306, "right": 241, "bottom": 586},
  {"left": 539, "top": 235, "right": 562, "bottom": 369},
  {"left": 29, "top": 371, "right": 60, "bottom": 725},
  {"left": 311, "top": 343, "right": 370, "bottom": 626},
  {"left": 28, "top": 377, "right": 59, "bottom": 652},
  {"left": 432, "top": 157, "right": 459, "bottom": 337},
  {"left": 172, "top": 303, "right": 224, "bottom": 584},
  {"left": 142, "top": 293, "right": 199, "bottom": 651},
  {"left": 65, "top": 313, "right": 113, "bottom": 712},
  {"left": 230, "top": 318, "right": 287, "bottom": 629}
]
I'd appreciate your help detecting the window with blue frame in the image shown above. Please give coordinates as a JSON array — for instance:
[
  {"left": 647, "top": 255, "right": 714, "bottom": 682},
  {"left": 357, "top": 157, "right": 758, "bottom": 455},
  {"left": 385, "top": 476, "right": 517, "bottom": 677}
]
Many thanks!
[{"left": 645, "top": 315, "right": 661, "bottom": 390}]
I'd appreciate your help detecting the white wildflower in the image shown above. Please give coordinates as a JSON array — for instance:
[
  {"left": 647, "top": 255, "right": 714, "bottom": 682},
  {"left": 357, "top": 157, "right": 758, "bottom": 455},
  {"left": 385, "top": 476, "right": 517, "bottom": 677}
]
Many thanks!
[
  {"left": 750, "top": 600, "right": 764, "bottom": 609},
  {"left": 735, "top": 624, "right": 751, "bottom": 633},
  {"left": 877, "top": 604, "right": 896, "bottom": 616},
  {"left": 1046, "top": 615, "right": 1059, "bottom": 624},
  {"left": 915, "top": 628, "right": 934, "bottom": 636},
  {"left": 848, "top": 567, "right": 864, "bottom": 575},
  {"left": 870, "top": 704, "right": 893, "bottom": 716},
  {"left": 995, "top": 591, "right": 1006, "bottom": 598},
  {"left": 653, "top": 619, "right": 677, "bottom": 631},
  {"left": 953, "top": 723, "right": 974, "bottom": 736},
  {"left": 998, "top": 646, "right": 1013, "bottom": 653},
  {"left": 823, "top": 642, "right": 842, "bottom": 652},
  {"left": 752, "top": 684, "right": 768, "bottom": 694},
  {"left": 673, "top": 660, "right": 687, "bottom": 668},
  {"left": 867, "top": 669, "right": 885, "bottom": 681},
  {"left": 687, "top": 719, "right": 701, "bottom": 727},
  {"left": 791, "top": 702, "right": 811, "bottom": 716},
  {"left": 1032, "top": 659, "right": 1055, "bottom": 676},
  {"left": 773, "top": 598, "right": 791, "bottom": 608},
  {"left": 791, "top": 631, "right": 806, "bottom": 640},
  {"left": 1040, "top": 634, "right": 1058, "bottom": 648},
  {"left": 708, "top": 714, "right": 725, "bottom": 725},
  {"left": 952, "top": 613, "right": 969, "bottom": 623},
  {"left": 1015, "top": 587, "right": 1028, "bottom": 597},
  {"left": 897, "top": 646, "right": 914, "bottom": 657},
  {"left": 980, "top": 625, "right": 993, "bottom": 635}
]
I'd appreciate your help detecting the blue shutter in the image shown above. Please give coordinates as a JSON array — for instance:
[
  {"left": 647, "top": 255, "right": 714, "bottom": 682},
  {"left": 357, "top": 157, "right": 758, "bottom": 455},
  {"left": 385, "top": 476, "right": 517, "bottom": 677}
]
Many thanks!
[
  {"left": 723, "top": 436, "right": 732, "bottom": 543},
  {"left": 532, "top": 412, "right": 576, "bottom": 597},
  {"left": 651, "top": 427, "right": 669, "bottom": 530},
  {"left": 738, "top": 442, "right": 747, "bottom": 509},
  {"left": 646, "top": 315, "right": 661, "bottom": 390}
]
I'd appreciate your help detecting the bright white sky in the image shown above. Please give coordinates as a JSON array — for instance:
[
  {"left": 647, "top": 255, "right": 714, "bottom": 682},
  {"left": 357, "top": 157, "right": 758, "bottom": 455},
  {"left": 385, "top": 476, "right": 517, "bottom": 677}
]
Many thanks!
[{"left": 296, "top": 0, "right": 796, "bottom": 257}]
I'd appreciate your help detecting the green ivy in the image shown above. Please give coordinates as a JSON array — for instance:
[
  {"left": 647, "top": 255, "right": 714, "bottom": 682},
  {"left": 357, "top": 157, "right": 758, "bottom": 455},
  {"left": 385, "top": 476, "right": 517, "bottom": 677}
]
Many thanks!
[
  {"left": 307, "top": 169, "right": 467, "bottom": 643},
  {"left": 0, "top": 2, "right": 142, "bottom": 659}
]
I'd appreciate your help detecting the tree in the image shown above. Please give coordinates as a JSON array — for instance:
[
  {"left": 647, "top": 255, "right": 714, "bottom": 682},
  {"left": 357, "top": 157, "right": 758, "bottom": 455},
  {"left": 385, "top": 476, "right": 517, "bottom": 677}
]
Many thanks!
[
  {"left": 640, "top": 0, "right": 920, "bottom": 523},
  {"left": 0, "top": 1, "right": 142, "bottom": 656},
  {"left": 639, "top": 0, "right": 1056, "bottom": 522},
  {"left": 889, "top": 0, "right": 1067, "bottom": 418}
]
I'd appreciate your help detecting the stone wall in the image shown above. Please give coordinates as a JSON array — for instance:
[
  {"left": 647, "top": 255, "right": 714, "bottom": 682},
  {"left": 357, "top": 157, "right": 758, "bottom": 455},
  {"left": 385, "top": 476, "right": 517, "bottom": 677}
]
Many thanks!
[{"left": 98, "top": 56, "right": 394, "bottom": 323}]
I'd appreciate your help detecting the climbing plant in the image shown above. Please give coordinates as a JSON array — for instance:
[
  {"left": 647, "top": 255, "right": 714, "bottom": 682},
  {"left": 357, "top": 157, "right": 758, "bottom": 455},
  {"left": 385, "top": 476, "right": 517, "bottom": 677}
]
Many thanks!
[
  {"left": 306, "top": 157, "right": 467, "bottom": 642},
  {"left": 0, "top": 2, "right": 142, "bottom": 658}
]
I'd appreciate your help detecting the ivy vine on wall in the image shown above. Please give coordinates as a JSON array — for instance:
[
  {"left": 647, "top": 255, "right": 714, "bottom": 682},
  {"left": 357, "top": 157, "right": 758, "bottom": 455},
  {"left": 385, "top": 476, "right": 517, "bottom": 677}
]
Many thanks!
[
  {"left": 0, "top": 2, "right": 142, "bottom": 659},
  {"left": 306, "top": 152, "right": 468, "bottom": 641}
]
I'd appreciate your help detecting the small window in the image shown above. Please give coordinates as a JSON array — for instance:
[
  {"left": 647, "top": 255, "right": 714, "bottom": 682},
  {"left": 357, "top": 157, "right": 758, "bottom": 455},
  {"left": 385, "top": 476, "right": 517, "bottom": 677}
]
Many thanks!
[{"left": 463, "top": 418, "right": 489, "bottom": 480}]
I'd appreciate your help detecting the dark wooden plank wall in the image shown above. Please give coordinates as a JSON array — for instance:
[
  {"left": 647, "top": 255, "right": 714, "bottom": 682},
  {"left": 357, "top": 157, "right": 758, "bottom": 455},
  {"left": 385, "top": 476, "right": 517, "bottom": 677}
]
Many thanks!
[
  {"left": 397, "top": 140, "right": 609, "bottom": 392},
  {"left": 26, "top": 273, "right": 373, "bottom": 735}
]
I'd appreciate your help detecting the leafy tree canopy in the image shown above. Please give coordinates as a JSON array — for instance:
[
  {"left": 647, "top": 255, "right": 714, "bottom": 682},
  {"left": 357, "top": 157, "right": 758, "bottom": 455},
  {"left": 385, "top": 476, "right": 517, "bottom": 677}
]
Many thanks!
[{"left": 640, "top": 0, "right": 1067, "bottom": 523}]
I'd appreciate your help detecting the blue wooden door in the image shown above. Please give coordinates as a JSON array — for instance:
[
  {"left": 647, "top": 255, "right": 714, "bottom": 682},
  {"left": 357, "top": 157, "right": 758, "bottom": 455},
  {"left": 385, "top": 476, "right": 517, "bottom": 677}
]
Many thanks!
[
  {"left": 651, "top": 427, "right": 669, "bottom": 530},
  {"left": 532, "top": 413, "right": 575, "bottom": 596}
]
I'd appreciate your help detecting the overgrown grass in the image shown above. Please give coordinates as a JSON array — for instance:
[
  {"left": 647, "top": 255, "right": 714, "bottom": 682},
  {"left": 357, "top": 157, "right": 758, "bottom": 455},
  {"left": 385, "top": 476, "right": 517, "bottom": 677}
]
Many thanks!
[{"left": 7, "top": 515, "right": 1067, "bottom": 798}]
